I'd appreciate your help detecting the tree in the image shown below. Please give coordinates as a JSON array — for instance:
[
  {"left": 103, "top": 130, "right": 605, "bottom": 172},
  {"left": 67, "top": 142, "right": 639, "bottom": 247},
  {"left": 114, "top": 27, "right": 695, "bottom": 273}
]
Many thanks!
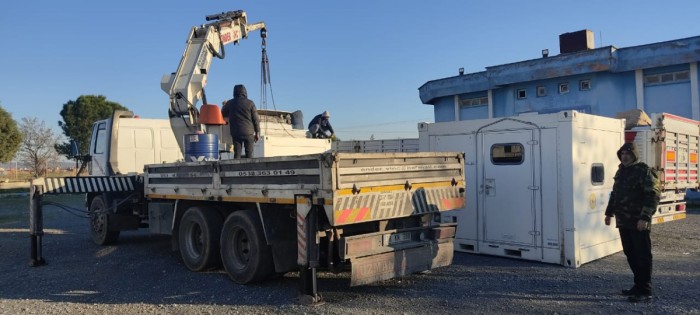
[
  {"left": 0, "top": 104, "right": 22, "bottom": 163},
  {"left": 56, "top": 95, "right": 129, "bottom": 157},
  {"left": 18, "top": 117, "right": 59, "bottom": 178}
]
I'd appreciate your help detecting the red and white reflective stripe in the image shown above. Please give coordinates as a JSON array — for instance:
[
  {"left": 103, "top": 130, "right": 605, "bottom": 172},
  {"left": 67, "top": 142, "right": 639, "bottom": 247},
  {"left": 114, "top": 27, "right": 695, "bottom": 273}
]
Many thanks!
[
  {"left": 334, "top": 207, "right": 370, "bottom": 224},
  {"left": 297, "top": 213, "right": 307, "bottom": 265}
]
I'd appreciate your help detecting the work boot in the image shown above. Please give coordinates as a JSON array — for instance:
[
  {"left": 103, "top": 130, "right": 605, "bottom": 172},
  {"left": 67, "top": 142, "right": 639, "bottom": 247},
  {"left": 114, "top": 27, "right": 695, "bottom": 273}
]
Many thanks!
[
  {"left": 627, "top": 292, "right": 652, "bottom": 303},
  {"left": 621, "top": 286, "right": 638, "bottom": 296}
]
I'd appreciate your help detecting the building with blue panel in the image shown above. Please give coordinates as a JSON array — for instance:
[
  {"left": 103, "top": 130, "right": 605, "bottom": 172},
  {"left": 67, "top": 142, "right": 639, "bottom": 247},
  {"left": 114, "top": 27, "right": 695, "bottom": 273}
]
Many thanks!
[{"left": 419, "top": 31, "right": 700, "bottom": 122}]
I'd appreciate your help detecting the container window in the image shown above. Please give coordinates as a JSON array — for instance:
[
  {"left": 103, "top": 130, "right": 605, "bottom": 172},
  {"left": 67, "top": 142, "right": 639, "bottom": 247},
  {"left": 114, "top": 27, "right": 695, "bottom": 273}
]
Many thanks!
[
  {"left": 591, "top": 163, "right": 604, "bottom": 185},
  {"left": 93, "top": 122, "right": 107, "bottom": 154},
  {"left": 516, "top": 89, "right": 527, "bottom": 100},
  {"left": 491, "top": 143, "right": 524, "bottom": 165}
]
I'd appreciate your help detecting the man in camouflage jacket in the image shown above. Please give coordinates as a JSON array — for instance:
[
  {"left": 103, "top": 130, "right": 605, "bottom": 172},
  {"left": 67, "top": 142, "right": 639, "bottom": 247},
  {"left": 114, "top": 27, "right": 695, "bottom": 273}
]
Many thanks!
[{"left": 605, "top": 142, "right": 661, "bottom": 302}]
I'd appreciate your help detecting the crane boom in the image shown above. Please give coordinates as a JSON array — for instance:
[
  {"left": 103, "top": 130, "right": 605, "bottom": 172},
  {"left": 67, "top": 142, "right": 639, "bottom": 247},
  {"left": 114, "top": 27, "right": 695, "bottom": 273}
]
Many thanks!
[{"left": 160, "top": 10, "right": 265, "bottom": 154}]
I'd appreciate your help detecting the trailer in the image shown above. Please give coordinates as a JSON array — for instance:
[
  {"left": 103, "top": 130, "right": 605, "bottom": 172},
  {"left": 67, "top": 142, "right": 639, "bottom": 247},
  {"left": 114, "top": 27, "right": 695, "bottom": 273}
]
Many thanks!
[
  {"left": 418, "top": 110, "right": 624, "bottom": 267},
  {"left": 624, "top": 112, "right": 696, "bottom": 224}
]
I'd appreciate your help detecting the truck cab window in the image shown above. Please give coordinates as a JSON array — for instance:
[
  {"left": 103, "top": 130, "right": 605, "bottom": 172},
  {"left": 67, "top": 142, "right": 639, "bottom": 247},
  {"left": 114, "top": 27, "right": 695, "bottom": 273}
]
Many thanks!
[
  {"left": 93, "top": 123, "right": 107, "bottom": 154},
  {"left": 491, "top": 143, "right": 524, "bottom": 165}
]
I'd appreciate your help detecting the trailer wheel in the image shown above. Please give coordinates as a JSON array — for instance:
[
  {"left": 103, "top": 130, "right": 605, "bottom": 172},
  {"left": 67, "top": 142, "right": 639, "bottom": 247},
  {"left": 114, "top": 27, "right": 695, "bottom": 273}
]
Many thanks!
[
  {"left": 89, "top": 196, "right": 119, "bottom": 245},
  {"left": 178, "top": 206, "right": 223, "bottom": 271},
  {"left": 220, "top": 210, "right": 274, "bottom": 284}
]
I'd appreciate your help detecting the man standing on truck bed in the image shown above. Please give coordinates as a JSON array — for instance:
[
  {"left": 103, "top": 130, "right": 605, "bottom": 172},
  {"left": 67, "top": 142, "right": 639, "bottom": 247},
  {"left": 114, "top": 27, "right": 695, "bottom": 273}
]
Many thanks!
[
  {"left": 222, "top": 84, "right": 260, "bottom": 158},
  {"left": 604, "top": 142, "right": 660, "bottom": 303}
]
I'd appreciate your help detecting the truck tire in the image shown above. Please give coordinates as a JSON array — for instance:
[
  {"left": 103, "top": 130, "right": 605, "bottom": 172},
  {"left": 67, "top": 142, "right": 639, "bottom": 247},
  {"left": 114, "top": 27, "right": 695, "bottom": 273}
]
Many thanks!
[
  {"left": 220, "top": 210, "right": 274, "bottom": 284},
  {"left": 89, "top": 196, "right": 120, "bottom": 245},
  {"left": 178, "top": 206, "right": 223, "bottom": 272}
]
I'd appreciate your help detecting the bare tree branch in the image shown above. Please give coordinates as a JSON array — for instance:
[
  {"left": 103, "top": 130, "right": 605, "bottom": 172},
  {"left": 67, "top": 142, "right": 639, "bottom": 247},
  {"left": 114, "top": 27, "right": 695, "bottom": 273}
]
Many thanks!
[{"left": 18, "top": 117, "right": 59, "bottom": 178}]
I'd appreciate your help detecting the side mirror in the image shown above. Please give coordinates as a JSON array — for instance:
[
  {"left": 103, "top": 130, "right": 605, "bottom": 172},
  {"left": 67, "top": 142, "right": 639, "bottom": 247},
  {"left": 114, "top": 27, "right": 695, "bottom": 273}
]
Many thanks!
[{"left": 69, "top": 140, "right": 81, "bottom": 158}]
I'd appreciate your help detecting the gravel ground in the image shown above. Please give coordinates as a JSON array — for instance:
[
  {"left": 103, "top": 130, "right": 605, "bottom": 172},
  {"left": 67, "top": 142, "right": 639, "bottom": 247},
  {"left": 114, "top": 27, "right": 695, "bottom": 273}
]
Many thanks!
[{"left": 1, "top": 194, "right": 699, "bottom": 314}]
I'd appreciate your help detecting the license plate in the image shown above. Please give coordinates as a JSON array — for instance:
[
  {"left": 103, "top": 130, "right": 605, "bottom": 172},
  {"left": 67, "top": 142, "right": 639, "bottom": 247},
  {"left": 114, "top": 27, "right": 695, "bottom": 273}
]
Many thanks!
[{"left": 384, "top": 232, "right": 411, "bottom": 245}]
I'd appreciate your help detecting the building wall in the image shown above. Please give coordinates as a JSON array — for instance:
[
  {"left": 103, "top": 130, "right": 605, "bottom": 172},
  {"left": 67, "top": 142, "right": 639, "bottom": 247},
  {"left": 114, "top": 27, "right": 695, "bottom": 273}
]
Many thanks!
[
  {"left": 422, "top": 36, "right": 700, "bottom": 123},
  {"left": 643, "top": 64, "right": 693, "bottom": 118},
  {"left": 433, "top": 97, "right": 455, "bottom": 122}
]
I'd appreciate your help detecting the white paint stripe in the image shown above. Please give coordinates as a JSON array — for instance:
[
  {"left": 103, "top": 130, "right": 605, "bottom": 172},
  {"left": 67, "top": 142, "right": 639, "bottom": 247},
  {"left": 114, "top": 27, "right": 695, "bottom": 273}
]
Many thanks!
[
  {"left": 45, "top": 178, "right": 53, "bottom": 193},
  {"left": 90, "top": 178, "right": 97, "bottom": 193},
  {"left": 60, "top": 178, "right": 67, "bottom": 194},
  {"left": 78, "top": 178, "right": 86, "bottom": 192},
  {"left": 66, "top": 178, "right": 74, "bottom": 192}
]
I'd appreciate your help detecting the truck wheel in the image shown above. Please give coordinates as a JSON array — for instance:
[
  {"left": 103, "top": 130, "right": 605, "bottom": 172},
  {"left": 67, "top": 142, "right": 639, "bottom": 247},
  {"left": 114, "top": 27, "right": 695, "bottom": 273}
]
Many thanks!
[
  {"left": 178, "top": 206, "right": 223, "bottom": 271},
  {"left": 220, "top": 210, "right": 274, "bottom": 284},
  {"left": 89, "top": 196, "right": 120, "bottom": 245}
]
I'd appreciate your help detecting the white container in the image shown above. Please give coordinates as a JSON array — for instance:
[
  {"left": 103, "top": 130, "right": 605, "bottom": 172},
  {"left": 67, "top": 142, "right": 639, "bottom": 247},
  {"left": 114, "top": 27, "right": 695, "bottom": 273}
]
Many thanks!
[{"left": 418, "top": 110, "right": 624, "bottom": 267}]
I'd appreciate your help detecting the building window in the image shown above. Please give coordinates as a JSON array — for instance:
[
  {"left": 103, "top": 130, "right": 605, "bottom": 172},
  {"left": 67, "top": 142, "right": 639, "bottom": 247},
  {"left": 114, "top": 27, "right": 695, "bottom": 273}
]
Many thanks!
[
  {"left": 644, "top": 70, "right": 690, "bottom": 85},
  {"left": 491, "top": 143, "right": 524, "bottom": 165},
  {"left": 579, "top": 79, "right": 591, "bottom": 91},
  {"left": 559, "top": 82, "right": 569, "bottom": 94},
  {"left": 460, "top": 96, "right": 488, "bottom": 107},
  {"left": 536, "top": 86, "right": 547, "bottom": 97},
  {"left": 516, "top": 89, "right": 527, "bottom": 100}
]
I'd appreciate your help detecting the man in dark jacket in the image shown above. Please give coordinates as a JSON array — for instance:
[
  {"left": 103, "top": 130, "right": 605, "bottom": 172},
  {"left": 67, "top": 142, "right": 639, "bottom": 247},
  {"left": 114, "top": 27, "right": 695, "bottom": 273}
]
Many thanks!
[
  {"left": 221, "top": 84, "right": 260, "bottom": 158},
  {"left": 308, "top": 111, "right": 334, "bottom": 139},
  {"left": 605, "top": 142, "right": 660, "bottom": 302}
]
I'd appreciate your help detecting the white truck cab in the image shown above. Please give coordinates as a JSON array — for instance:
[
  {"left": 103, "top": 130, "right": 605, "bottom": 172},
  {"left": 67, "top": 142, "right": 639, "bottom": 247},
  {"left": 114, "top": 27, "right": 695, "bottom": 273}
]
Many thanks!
[{"left": 87, "top": 111, "right": 182, "bottom": 176}]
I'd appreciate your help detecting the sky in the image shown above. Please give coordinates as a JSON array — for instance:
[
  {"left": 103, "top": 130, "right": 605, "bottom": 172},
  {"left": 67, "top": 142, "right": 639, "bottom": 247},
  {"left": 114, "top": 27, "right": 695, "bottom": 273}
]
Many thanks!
[{"left": 2, "top": 1, "right": 700, "bottom": 141}]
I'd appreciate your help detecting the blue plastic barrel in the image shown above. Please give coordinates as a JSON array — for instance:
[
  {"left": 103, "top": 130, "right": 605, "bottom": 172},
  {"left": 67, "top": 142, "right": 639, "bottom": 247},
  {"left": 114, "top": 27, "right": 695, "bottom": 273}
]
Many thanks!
[{"left": 184, "top": 133, "right": 218, "bottom": 162}]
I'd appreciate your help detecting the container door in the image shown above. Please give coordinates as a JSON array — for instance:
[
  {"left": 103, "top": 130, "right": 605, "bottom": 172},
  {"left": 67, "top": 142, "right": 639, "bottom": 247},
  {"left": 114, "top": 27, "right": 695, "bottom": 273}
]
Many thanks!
[{"left": 480, "top": 130, "right": 537, "bottom": 246}]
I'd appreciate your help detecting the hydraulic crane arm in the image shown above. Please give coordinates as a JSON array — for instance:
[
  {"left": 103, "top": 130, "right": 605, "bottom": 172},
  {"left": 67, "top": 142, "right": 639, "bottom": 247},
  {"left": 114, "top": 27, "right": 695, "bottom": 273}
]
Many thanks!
[{"left": 160, "top": 10, "right": 265, "bottom": 153}]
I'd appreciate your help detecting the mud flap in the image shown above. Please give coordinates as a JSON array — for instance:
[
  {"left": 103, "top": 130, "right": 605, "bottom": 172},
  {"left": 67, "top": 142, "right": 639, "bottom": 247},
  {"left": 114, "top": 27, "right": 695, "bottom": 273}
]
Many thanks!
[{"left": 350, "top": 241, "right": 453, "bottom": 286}]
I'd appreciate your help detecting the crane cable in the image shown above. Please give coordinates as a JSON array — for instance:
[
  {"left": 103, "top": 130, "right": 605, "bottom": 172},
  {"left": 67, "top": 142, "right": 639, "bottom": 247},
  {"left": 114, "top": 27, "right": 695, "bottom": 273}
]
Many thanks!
[
  {"left": 259, "top": 31, "right": 296, "bottom": 138},
  {"left": 260, "top": 32, "right": 270, "bottom": 132}
]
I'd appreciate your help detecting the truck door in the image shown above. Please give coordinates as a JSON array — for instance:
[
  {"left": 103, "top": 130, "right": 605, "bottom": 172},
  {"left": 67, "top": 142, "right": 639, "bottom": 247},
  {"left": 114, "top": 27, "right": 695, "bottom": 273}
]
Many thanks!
[
  {"left": 480, "top": 130, "right": 539, "bottom": 247},
  {"left": 89, "top": 121, "right": 110, "bottom": 176}
]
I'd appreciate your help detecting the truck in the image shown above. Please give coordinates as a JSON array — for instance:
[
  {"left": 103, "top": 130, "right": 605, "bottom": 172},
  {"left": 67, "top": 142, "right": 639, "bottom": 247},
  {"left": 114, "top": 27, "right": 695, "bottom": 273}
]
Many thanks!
[
  {"left": 622, "top": 111, "right": 695, "bottom": 224},
  {"left": 28, "top": 10, "right": 465, "bottom": 304}
]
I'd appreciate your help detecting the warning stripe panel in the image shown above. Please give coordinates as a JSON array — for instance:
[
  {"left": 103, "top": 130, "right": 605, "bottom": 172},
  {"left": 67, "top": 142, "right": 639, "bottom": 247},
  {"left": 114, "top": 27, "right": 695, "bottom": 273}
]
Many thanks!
[
  {"left": 297, "top": 213, "right": 307, "bottom": 265},
  {"left": 334, "top": 207, "right": 371, "bottom": 224},
  {"left": 41, "top": 176, "right": 138, "bottom": 195},
  {"left": 332, "top": 186, "right": 464, "bottom": 226}
]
